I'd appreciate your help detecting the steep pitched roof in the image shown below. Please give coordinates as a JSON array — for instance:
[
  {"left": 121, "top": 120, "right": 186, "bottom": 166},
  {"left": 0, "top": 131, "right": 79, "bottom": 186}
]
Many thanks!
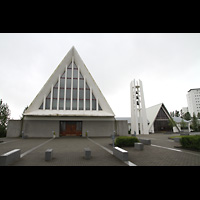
[
  {"left": 146, "top": 103, "right": 179, "bottom": 132},
  {"left": 146, "top": 103, "right": 163, "bottom": 129},
  {"left": 24, "top": 46, "right": 115, "bottom": 117}
]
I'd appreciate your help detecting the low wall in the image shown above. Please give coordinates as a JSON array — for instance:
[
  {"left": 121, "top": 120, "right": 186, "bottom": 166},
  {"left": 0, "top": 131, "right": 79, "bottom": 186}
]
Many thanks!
[
  {"left": 7, "top": 120, "right": 22, "bottom": 137},
  {"left": 116, "top": 120, "right": 129, "bottom": 136},
  {"left": 7, "top": 118, "right": 128, "bottom": 138},
  {"left": 82, "top": 120, "right": 115, "bottom": 137},
  {"left": 23, "top": 120, "right": 59, "bottom": 138}
]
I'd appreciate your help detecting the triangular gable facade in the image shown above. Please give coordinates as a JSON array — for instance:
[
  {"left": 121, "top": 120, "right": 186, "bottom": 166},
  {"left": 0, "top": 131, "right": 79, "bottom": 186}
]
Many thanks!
[
  {"left": 155, "top": 106, "right": 170, "bottom": 120},
  {"left": 24, "top": 46, "right": 115, "bottom": 117},
  {"left": 146, "top": 103, "right": 163, "bottom": 130},
  {"left": 146, "top": 103, "right": 179, "bottom": 133}
]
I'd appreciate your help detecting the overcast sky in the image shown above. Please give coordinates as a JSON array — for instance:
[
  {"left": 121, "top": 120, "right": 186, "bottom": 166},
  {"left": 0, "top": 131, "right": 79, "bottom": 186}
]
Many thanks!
[{"left": 1, "top": 33, "right": 200, "bottom": 119}]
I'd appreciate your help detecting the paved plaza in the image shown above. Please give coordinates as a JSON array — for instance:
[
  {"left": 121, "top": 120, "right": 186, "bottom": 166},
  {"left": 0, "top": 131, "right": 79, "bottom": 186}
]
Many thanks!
[{"left": 1, "top": 133, "right": 200, "bottom": 166}]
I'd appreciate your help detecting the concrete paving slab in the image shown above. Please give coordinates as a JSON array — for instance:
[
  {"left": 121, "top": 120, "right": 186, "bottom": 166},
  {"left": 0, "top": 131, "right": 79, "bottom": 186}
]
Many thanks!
[
  {"left": 1, "top": 133, "right": 200, "bottom": 166},
  {"left": 7, "top": 137, "right": 126, "bottom": 166}
]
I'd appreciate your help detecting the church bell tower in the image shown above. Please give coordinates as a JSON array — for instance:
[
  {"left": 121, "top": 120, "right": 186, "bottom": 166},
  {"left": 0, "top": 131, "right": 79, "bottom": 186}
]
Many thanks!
[{"left": 130, "top": 79, "right": 148, "bottom": 135}]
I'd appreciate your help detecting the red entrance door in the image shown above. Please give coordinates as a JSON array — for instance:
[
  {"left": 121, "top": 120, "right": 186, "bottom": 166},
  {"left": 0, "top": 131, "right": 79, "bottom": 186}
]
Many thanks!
[{"left": 60, "top": 121, "right": 82, "bottom": 136}]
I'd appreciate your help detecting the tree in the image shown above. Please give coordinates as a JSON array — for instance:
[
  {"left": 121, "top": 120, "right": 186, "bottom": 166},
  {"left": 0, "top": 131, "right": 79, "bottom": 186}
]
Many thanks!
[
  {"left": 180, "top": 119, "right": 187, "bottom": 129},
  {"left": 197, "top": 112, "right": 200, "bottom": 119},
  {"left": 168, "top": 118, "right": 176, "bottom": 129},
  {"left": 175, "top": 110, "right": 180, "bottom": 117},
  {"left": 183, "top": 112, "right": 191, "bottom": 121},
  {"left": 191, "top": 113, "right": 199, "bottom": 132},
  {"left": 0, "top": 99, "right": 11, "bottom": 137}
]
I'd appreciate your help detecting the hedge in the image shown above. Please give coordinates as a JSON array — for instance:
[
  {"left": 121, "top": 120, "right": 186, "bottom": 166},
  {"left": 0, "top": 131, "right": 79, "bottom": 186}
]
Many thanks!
[
  {"left": 114, "top": 136, "right": 139, "bottom": 147},
  {"left": 180, "top": 135, "right": 200, "bottom": 150}
]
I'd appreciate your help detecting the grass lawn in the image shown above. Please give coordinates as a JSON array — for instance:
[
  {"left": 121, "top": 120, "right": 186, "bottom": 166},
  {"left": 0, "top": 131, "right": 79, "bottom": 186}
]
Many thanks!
[{"left": 168, "top": 135, "right": 183, "bottom": 139}]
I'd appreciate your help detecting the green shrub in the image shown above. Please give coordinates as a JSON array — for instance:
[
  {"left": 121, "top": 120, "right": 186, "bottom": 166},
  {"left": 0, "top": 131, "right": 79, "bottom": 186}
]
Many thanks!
[
  {"left": 114, "top": 136, "right": 139, "bottom": 147},
  {"left": 180, "top": 135, "right": 200, "bottom": 150}
]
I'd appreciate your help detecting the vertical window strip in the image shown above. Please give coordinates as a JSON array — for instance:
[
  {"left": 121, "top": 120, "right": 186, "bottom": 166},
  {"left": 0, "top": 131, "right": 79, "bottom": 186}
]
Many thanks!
[
  {"left": 39, "top": 95, "right": 46, "bottom": 110},
  {"left": 45, "top": 91, "right": 51, "bottom": 109},
  {"left": 39, "top": 102, "right": 43, "bottom": 110},
  {"left": 63, "top": 65, "right": 67, "bottom": 110},
  {"left": 84, "top": 76, "right": 86, "bottom": 110},
  {"left": 50, "top": 84, "right": 53, "bottom": 110},
  {"left": 70, "top": 57, "right": 74, "bottom": 110},
  {"left": 43, "top": 96, "right": 46, "bottom": 110},
  {"left": 79, "top": 70, "right": 84, "bottom": 110},
  {"left": 72, "top": 62, "right": 78, "bottom": 110},
  {"left": 96, "top": 98, "right": 99, "bottom": 111},
  {"left": 92, "top": 92, "right": 97, "bottom": 110},
  {"left": 90, "top": 88, "right": 92, "bottom": 111},
  {"left": 66, "top": 62, "right": 72, "bottom": 110},
  {"left": 52, "top": 81, "right": 58, "bottom": 110},
  {"left": 59, "top": 72, "right": 65, "bottom": 110},
  {"left": 39, "top": 98, "right": 44, "bottom": 110},
  {"left": 85, "top": 81, "right": 90, "bottom": 110},
  {"left": 77, "top": 66, "right": 80, "bottom": 110},
  {"left": 57, "top": 75, "right": 60, "bottom": 110},
  {"left": 98, "top": 104, "right": 102, "bottom": 110}
]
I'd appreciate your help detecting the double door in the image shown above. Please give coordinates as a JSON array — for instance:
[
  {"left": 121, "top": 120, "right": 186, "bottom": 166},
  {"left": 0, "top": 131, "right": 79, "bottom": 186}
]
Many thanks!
[{"left": 60, "top": 121, "right": 82, "bottom": 136}]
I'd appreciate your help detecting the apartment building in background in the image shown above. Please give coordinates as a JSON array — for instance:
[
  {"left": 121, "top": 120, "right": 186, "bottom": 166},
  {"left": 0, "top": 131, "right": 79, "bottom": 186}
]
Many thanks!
[{"left": 187, "top": 88, "right": 200, "bottom": 116}]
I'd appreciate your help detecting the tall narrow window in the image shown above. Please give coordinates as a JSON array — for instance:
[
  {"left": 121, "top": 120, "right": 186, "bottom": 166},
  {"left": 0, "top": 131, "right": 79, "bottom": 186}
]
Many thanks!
[
  {"left": 79, "top": 71, "right": 84, "bottom": 110},
  {"left": 66, "top": 62, "right": 72, "bottom": 110},
  {"left": 98, "top": 104, "right": 102, "bottom": 111},
  {"left": 45, "top": 91, "right": 51, "bottom": 109},
  {"left": 72, "top": 63, "right": 78, "bottom": 110},
  {"left": 39, "top": 102, "right": 43, "bottom": 110},
  {"left": 85, "top": 82, "right": 90, "bottom": 110},
  {"left": 92, "top": 93, "right": 96, "bottom": 110},
  {"left": 52, "top": 81, "right": 58, "bottom": 110},
  {"left": 59, "top": 71, "right": 65, "bottom": 110}
]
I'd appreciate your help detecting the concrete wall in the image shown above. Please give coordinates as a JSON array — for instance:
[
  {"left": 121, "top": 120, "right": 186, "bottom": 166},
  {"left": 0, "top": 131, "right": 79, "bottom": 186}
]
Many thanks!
[
  {"left": 7, "top": 120, "right": 22, "bottom": 137},
  {"left": 116, "top": 120, "right": 129, "bottom": 136},
  {"left": 23, "top": 120, "right": 59, "bottom": 138},
  {"left": 7, "top": 118, "right": 128, "bottom": 138},
  {"left": 22, "top": 120, "right": 114, "bottom": 138},
  {"left": 82, "top": 120, "right": 115, "bottom": 137}
]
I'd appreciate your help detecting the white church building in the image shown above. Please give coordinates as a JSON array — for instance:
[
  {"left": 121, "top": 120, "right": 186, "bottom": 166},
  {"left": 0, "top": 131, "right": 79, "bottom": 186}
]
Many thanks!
[{"left": 7, "top": 47, "right": 128, "bottom": 138}]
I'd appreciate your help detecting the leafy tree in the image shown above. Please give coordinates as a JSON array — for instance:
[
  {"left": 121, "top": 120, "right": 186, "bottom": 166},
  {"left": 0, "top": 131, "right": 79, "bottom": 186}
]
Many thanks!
[
  {"left": 175, "top": 110, "right": 180, "bottom": 117},
  {"left": 168, "top": 118, "right": 176, "bottom": 128},
  {"left": 0, "top": 99, "right": 11, "bottom": 137},
  {"left": 183, "top": 112, "right": 191, "bottom": 121},
  {"left": 180, "top": 119, "right": 187, "bottom": 129},
  {"left": 197, "top": 112, "right": 200, "bottom": 119},
  {"left": 191, "top": 113, "right": 199, "bottom": 132}
]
